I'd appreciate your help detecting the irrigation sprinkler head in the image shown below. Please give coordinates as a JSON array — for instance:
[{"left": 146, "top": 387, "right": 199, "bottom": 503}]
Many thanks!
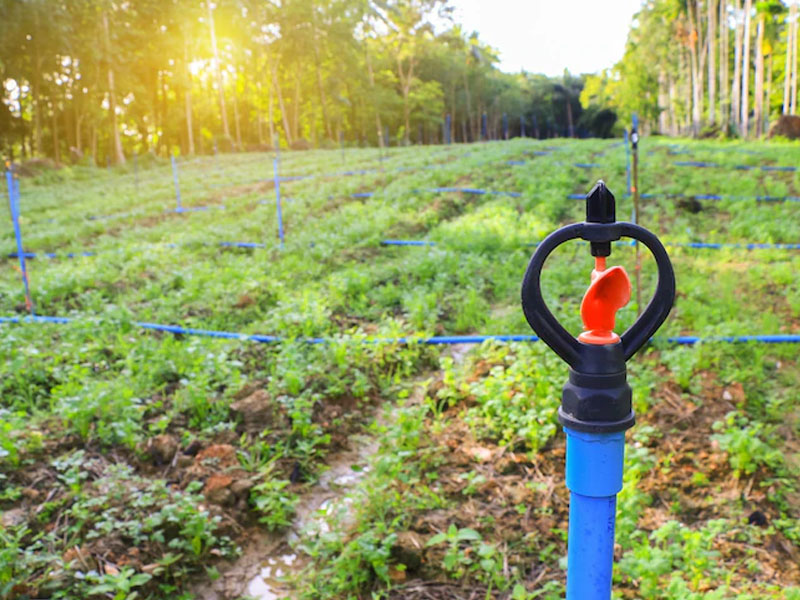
[{"left": 520, "top": 179, "right": 676, "bottom": 431}]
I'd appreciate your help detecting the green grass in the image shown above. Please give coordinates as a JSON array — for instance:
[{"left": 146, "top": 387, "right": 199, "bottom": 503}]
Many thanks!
[{"left": 1, "top": 137, "right": 800, "bottom": 599}]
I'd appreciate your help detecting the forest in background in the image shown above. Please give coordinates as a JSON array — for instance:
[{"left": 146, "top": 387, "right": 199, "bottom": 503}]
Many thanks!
[
  {"left": 2, "top": 0, "right": 799, "bottom": 166},
  {"left": 0, "top": 0, "right": 606, "bottom": 165},
  {"left": 584, "top": 0, "right": 799, "bottom": 137}
]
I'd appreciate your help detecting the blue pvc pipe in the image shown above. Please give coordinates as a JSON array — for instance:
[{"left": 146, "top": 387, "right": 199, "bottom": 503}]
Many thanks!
[
  {"left": 3, "top": 315, "right": 800, "bottom": 345},
  {"left": 6, "top": 169, "right": 34, "bottom": 314},
  {"left": 274, "top": 157, "right": 284, "bottom": 248},
  {"left": 564, "top": 428, "right": 625, "bottom": 600}
]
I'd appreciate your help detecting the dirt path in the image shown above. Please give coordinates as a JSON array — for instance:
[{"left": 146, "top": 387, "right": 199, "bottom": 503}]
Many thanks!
[{"left": 191, "top": 345, "right": 473, "bottom": 600}]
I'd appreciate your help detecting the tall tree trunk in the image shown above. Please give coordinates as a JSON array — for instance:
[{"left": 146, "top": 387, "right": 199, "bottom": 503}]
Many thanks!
[
  {"left": 365, "top": 46, "right": 384, "bottom": 148},
  {"left": 766, "top": 50, "right": 774, "bottom": 131},
  {"left": 681, "top": 47, "right": 692, "bottom": 133},
  {"left": 741, "top": 0, "right": 753, "bottom": 137},
  {"left": 51, "top": 105, "right": 61, "bottom": 164},
  {"left": 32, "top": 11, "right": 43, "bottom": 156},
  {"left": 90, "top": 123, "right": 97, "bottom": 165},
  {"left": 658, "top": 70, "right": 669, "bottom": 133},
  {"left": 792, "top": 6, "right": 799, "bottom": 113},
  {"left": 462, "top": 70, "right": 475, "bottom": 140},
  {"left": 669, "top": 76, "right": 679, "bottom": 135},
  {"left": 754, "top": 14, "right": 765, "bottom": 136},
  {"left": 271, "top": 62, "right": 292, "bottom": 146},
  {"left": 102, "top": 11, "right": 125, "bottom": 164},
  {"left": 784, "top": 3, "right": 795, "bottom": 114},
  {"left": 267, "top": 75, "right": 275, "bottom": 145},
  {"left": 292, "top": 70, "right": 300, "bottom": 142},
  {"left": 311, "top": 12, "right": 332, "bottom": 141},
  {"left": 183, "top": 38, "right": 195, "bottom": 155},
  {"left": 732, "top": 0, "right": 743, "bottom": 129},
  {"left": 75, "top": 108, "right": 83, "bottom": 154},
  {"left": 708, "top": 0, "right": 717, "bottom": 124},
  {"left": 688, "top": 3, "right": 702, "bottom": 134},
  {"left": 396, "top": 55, "right": 415, "bottom": 145},
  {"left": 256, "top": 82, "right": 264, "bottom": 145},
  {"left": 232, "top": 74, "right": 242, "bottom": 150},
  {"left": 565, "top": 98, "right": 575, "bottom": 137},
  {"left": 721, "top": 0, "right": 730, "bottom": 131},
  {"left": 208, "top": 2, "right": 231, "bottom": 143}
]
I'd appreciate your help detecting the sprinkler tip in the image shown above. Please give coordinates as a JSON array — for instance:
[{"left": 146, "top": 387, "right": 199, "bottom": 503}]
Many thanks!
[{"left": 586, "top": 180, "right": 616, "bottom": 224}]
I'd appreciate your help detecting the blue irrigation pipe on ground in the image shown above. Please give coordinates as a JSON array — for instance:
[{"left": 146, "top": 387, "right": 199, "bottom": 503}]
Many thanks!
[
  {"left": 569, "top": 192, "right": 800, "bottom": 203},
  {"left": 5, "top": 170, "right": 34, "bottom": 315},
  {"left": 380, "top": 239, "right": 800, "bottom": 252},
  {"left": 675, "top": 160, "right": 797, "bottom": 172},
  {"left": 4, "top": 315, "right": 800, "bottom": 345},
  {"left": 417, "top": 187, "right": 522, "bottom": 197},
  {"left": 274, "top": 157, "right": 285, "bottom": 248}
]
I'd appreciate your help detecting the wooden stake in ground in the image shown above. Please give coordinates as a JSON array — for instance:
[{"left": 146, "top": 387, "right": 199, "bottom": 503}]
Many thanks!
[{"left": 631, "top": 117, "right": 642, "bottom": 316}]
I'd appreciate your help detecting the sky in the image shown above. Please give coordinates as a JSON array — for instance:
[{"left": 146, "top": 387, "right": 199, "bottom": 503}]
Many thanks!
[{"left": 451, "top": 0, "right": 645, "bottom": 77}]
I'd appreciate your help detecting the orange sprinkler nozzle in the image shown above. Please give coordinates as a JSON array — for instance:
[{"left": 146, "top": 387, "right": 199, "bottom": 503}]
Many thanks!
[{"left": 578, "top": 262, "right": 631, "bottom": 345}]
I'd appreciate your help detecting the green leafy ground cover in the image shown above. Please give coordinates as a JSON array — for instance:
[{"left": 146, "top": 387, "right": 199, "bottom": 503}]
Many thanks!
[{"left": 1, "top": 138, "right": 799, "bottom": 599}]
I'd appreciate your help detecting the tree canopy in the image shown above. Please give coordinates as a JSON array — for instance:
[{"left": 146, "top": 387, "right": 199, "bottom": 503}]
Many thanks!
[{"left": 0, "top": 0, "right": 616, "bottom": 164}]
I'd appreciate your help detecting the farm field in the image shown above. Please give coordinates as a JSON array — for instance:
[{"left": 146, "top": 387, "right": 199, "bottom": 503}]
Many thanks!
[{"left": 2, "top": 137, "right": 800, "bottom": 600}]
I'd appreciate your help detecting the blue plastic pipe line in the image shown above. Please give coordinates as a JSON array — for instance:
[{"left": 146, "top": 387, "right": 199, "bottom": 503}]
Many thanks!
[
  {"left": 274, "top": 157, "right": 284, "bottom": 248},
  {"left": 564, "top": 428, "right": 625, "bottom": 600},
  {"left": 5, "top": 169, "right": 34, "bottom": 315},
  {"left": 675, "top": 161, "right": 797, "bottom": 172},
  {"left": 569, "top": 192, "right": 800, "bottom": 203},
  {"left": 379, "top": 239, "right": 800, "bottom": 251},
  {"left": 171, "top": 155, "right": 182, "bottom": 210},
  {"left": 4, "top": 315, "right": 800, "bottom": 345},
  {"left": 417, "top": 187, "right": 522, "bottom": 197}
]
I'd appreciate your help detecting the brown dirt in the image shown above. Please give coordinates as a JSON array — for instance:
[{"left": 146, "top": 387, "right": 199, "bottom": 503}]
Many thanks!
[
  {"left": 367, "top": 361, "right": 800, "bottom": 599},
  {"left": 768, "top": 115, "right": 800, "bottom": 139}
]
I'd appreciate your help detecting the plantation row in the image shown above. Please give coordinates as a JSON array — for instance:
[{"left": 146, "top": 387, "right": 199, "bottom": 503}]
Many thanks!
[{"left": 1, "top": 138, "right": 799, "bottom": 599}]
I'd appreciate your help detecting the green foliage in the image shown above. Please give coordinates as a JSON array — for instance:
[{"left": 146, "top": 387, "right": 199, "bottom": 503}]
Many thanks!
[{"left": 711, "top": 412, "right": 784, "bottom": 478}]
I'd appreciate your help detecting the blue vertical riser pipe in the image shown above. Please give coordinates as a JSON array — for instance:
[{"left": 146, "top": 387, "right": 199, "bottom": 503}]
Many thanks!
[
  {"left": 520, "top": 116, "right": 526, "bottom": 138},
  {"left": 481, "top": 113, "right": 488, "bottom": 141},
  {"left": 171, "top": 155, "right": 182, "bottom": 211},
  {"left": 521, "top": 181, "right": 675, "bottom": 600},
  {"left": 563, "top": 429, "right": 624, "bottom": 597},
  {"left": 5, "top": 168, "right": 35, "bottom": 314},
  {"left": 273, "top": 157, "right": 284, "bottom": 249},
  {"left": 445, "top": 114, "right": 452, "bottom": 145}
]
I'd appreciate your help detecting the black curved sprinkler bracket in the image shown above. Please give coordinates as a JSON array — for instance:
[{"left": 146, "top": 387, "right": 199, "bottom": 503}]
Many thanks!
[{"left": 520, "top": 181, "right": 675, "bottom": 432}]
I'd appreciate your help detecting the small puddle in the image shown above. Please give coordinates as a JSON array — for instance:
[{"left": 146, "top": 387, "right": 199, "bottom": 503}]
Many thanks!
[
  {"left": 244, "top": 440, "right": 376, "bottom": 599},
  {"left": 449, "top": 342, "right": 475, "bottom": 365}
]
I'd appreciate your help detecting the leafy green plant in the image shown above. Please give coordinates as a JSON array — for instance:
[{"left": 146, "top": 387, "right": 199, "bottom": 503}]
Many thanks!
[{"left": 711, "top": 412, "right": 784, "bottom": 478}]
